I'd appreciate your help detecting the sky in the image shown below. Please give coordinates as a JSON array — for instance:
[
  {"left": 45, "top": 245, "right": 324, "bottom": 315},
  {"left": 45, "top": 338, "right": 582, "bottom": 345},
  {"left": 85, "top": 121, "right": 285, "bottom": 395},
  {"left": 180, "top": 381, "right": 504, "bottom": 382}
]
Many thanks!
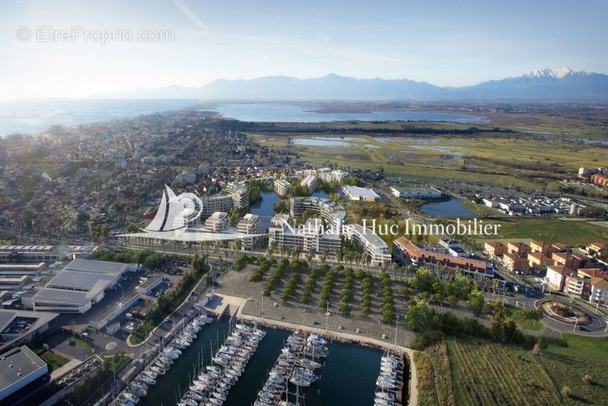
[{"left": 0, "top": 0, "right": 607, "bottom": 100}]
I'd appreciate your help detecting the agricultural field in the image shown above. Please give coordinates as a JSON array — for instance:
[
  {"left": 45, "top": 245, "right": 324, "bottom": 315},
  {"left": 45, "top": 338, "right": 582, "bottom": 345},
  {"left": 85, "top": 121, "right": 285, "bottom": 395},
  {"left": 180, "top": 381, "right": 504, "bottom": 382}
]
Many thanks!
[
  {"left": 446, "top": 338, "right": 561, "bottom": 406},
  {"left": 540, "top": 334, "right": 608, "bottom": 404},
  {"left": 415, "top": 335, "right": 608, "bottom": 406}
]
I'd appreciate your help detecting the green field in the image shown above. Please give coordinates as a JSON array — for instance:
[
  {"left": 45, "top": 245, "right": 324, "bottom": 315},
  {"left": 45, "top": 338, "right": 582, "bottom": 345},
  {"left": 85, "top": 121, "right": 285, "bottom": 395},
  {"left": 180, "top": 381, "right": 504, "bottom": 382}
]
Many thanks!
[
  {"left": 545, "top": 333, "right": 608, "bottom": 362},
  {"left": 541, "top": 335, "right": 608, "bottom": 404},
  {"left": 249, "top": 120, "right": 607, "bottom": 190},
  {"left": 480, "top": 218, "right": 608, "bottom": 246}
]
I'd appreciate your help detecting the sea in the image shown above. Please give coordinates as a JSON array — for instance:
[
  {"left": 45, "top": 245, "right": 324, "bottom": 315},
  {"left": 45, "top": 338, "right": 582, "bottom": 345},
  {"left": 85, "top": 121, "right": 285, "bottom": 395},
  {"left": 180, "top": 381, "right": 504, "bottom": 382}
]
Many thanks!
[
  {"left": 0, "top": 99, "right": 198, "bottom": 137},
  {"left": 139, "top": 316, "right": 386, "bottom": 406},
  {"left": 0, "top": 99, "right": 488, "bottom": 137}
]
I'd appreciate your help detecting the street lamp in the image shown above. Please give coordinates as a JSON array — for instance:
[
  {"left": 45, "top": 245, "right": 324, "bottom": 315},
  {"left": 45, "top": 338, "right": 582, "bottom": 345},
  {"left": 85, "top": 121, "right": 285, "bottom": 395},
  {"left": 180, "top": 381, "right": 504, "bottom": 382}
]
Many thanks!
[{"left": 394, "top": 315, "right": 399, "bottom": 346}]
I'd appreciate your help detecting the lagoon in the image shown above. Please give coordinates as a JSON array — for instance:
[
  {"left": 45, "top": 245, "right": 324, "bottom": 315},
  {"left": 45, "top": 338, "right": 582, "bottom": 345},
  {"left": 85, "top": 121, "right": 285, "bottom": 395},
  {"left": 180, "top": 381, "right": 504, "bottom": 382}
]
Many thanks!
[
  {"left": 212, "top": 103, "right": 488, "bottom": 123},
  {"left": 251, "top": 190, "right": 330, "bottom": 231},
  {"left": 420, "top": 197, "right": 477, "bottom": 218}
]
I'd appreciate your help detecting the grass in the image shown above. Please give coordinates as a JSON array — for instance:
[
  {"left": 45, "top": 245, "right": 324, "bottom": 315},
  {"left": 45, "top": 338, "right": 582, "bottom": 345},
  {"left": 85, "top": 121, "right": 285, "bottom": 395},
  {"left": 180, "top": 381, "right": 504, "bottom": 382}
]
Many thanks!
[
  {"left": 513, "top": 316, "right": 543, "bottom": 331},
  {"left": 34, "top": 349, "right": 69, "bottom": 371},
  {"left": 545, "top": 333, "right": 608, "bottom": 362},
  {"left": 446, "top": 338, "right": 561, "bottom": 406},
  {"left": 541, "top": 335, "right": 608, "bottom": 404},
  {"left": 479, "top": 217, "right": 608, "bottom": 246},
  {"left": 502, "top": 306, "right": 544, "bottom": 331}
]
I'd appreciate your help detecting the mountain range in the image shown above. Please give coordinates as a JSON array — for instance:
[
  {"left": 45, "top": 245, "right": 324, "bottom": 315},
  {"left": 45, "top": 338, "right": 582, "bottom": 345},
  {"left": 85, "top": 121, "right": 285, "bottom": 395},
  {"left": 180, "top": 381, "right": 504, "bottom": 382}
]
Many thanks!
[{"left": 100, "top": 67, "right": 608, "bottom": 100}]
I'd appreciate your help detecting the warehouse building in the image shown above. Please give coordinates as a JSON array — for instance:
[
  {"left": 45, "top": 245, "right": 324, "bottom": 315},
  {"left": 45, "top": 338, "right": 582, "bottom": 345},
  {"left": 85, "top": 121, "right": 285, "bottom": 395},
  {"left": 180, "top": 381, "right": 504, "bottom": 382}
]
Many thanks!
[{"left": 21, "top": 259, "right": 129, "bottom": 314}]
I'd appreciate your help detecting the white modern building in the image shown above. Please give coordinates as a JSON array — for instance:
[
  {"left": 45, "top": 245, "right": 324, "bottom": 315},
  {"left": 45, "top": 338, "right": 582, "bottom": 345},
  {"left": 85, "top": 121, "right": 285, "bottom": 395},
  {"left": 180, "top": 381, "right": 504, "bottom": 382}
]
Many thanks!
[
  {"left": 390, "top": 186, "right": 442, "bottom": 199},
  {"left": 301, "top": 175, "right": 317, "bottom": 193},
  {"left": 22, "top": 259, "right": 129, "bottom": 314},
  {"left": 205, "top": 212, "right": 229, "bottom": 232},
  {"left": 226, "top": 181, "right": 250, "bottom": 209},
  {"left": 341, "top": 185, "right": 380, "bottom": 202},
  {"left": 269, "top": 217, "right": 341, "bottom": 255},
  {"left": 590, "top": 278, "right": 608, "bottom": 306},
  {"left": 290, "top": 197, "right": 347, "bottom": 224},
  {"left": 238, "top": 213, "right": 261, "bottom": 251},
  {"left": 318, "top": 168, "right": 349, "bottom": 183},
  {"left": 0, "top": 346, "right": 48, "bottom": 402},
  {"left": 274, "top": 179, "right": 292, "bottom": 197},
  {"left": 343, "top": 224, "right": 391, "bottom": 267},
  {"left": 201, "top": 195, "right": 234, "bottom": 219}
]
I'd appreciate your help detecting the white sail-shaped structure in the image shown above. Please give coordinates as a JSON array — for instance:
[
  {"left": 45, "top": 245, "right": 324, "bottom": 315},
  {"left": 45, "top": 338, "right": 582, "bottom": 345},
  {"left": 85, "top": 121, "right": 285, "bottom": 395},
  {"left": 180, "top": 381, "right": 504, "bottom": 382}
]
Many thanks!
[
  {"left": 120, "top": 185, "right": 265, "bottom": 243},
  {"left": 145, "top": 185, "right": 203, "bottom": 232}
]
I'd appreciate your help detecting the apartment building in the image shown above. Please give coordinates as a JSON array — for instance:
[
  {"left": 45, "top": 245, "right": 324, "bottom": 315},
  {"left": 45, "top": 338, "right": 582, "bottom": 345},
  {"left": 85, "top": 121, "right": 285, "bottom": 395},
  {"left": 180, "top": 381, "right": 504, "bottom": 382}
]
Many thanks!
[{"left": 237, "top": 213, "right": 261, "bottom": 251}]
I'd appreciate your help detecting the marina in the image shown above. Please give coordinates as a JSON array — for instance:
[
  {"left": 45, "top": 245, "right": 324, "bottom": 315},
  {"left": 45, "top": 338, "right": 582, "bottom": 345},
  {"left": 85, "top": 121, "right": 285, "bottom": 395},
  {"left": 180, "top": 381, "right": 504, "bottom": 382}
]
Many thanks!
[{"left": 110, "top": 305, "right": 397, "bottom": 406}]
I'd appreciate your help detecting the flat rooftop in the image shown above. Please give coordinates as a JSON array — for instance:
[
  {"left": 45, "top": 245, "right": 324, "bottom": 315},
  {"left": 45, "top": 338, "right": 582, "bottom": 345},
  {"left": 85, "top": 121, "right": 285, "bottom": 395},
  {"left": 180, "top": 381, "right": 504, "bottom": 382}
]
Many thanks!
[
  {"left": 343, "top": 185, "right": 379, "bottom": 198},
  {"left": 0, "top": 346, "right": 47, "bottom": 389},
  {"left": 90, "top": 290, "right": 141, "bottom": 325},
  {"left": 32, "top": 259, "right": 127, "bottom": 307},
  {"left": 0, "top": 245, "right": 54, "bottom": 252},
  {"left": 63, "top": 259, "right": 127, "bottom": 275},
  {"left": 139, "top": 275, "right": 163, "bottom": 290}
]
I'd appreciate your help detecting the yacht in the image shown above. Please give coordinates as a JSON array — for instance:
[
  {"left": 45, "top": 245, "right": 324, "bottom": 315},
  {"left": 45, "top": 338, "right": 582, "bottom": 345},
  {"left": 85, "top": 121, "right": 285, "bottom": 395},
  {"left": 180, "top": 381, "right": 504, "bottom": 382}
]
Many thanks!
[
  {"left": 184, "top": 391, "right": 204, "bottom": 402},
  {"left": 298, "top": 358, "right": 321, "bottom": 369},
  {"left": 289, "top": 377, "right": 311, "bottom": 387},
  {"left": 139, "top": 375, "right": 156, "bottom": 386},
  {"left": 122, "top": 392, "right": 140, "bottom": 404},
  {"left": 150, "top": 365, "right": 166, "bottom": 375}
]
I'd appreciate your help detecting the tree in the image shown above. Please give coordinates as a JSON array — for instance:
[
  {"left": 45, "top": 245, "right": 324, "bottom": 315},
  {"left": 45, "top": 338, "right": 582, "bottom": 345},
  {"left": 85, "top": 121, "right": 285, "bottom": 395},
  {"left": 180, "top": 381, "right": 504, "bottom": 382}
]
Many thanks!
[
  {"left": 468, "top": 289, "right": 485, "bottom": 317},
  {"left": 405, "top": 298, "right": 434, "bottom": 333},
  {"left": 447, "top": 295, "right": 458, "bottom": 308},
  {"left": 561, "top": 386, "right": 572, "bottom": 399},
  {"left": 339, "top": 302, "right": 352, "bottom": 315},
  {"left": 410, "top": 267, "right": 435, "bottom": 293}
]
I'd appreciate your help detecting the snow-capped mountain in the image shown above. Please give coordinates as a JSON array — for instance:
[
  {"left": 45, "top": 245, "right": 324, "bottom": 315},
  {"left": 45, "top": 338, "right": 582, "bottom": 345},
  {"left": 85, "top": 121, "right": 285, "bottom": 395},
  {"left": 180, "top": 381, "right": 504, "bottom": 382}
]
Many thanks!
[
  {"left": 517, "top": 67, "right": 589, "bottom": 79},
  {"left": 451, "top": 67, "right": 608, "bottom": 99}
]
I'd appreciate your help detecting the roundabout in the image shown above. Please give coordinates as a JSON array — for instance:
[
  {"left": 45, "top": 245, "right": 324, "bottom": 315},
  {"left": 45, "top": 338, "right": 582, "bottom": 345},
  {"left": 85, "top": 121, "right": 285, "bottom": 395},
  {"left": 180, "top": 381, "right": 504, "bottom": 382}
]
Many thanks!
[{"left": 539, "top": 300, "right": 593, "bottom": 326}]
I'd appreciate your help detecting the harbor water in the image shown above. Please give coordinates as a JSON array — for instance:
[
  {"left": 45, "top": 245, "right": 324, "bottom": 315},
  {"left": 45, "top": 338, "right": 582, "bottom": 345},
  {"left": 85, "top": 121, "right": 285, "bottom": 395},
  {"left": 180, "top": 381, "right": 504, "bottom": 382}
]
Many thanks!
[{"left": 139, "top": 316, "right": 384, "bottom": 406}]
